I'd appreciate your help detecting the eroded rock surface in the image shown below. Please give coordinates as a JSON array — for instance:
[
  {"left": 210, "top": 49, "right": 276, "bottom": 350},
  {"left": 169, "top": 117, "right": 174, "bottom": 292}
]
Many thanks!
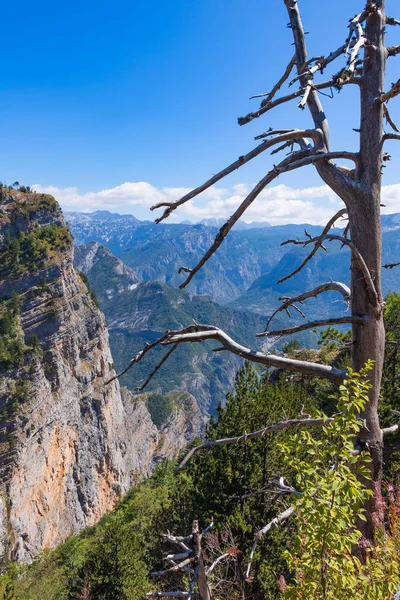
[{"left": 0, "top": 190, "right": 203, "bottom": 561}]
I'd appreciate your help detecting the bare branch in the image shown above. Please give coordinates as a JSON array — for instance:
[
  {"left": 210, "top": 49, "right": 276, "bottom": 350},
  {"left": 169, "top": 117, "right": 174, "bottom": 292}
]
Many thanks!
[
  {"left": 135, "top": 344, "right": 178, "bottom": 392},
  {"left": 386, "top": 16, "right": 400, "bottom": 26},
  {"left": 250, "top": 54, "right": 296, "bottom": 102},
  {"left": 383, "top": 104, "right": 399, "bottom": 133},
  {"left": 178, "top": 154, "right": 355, "bottom": 291},
  {"left": 278, "top": 209, "right": 347, "bottom": 284},
  {"left": 346, "top": 13, "right": 366, "bottom": 75},
  {"left": 105, "top": 330, "right": 176, "bottom": 385},
  {"left": 376, "top": 79, "right": 400, "bottom": 104},
  {"left": 151, "top": 130, "right": 319, "bottom": 223},
  {"left": 382, "top": 411, "right": 400, "bottom": 437},
  {"left": 152, "top": 557, "right": 196, "bottom": 577},
  {"left": 383, "top": 261, "right": 400, "bottom": 269},
  {"left": 164, "top": 324, "right": 346, "bottom": 384},
  {"left": 206, "top": 553, "right": 231, "bottom": 576},
  {"left": 387, "top": 45, "right": 400, "bottom": 58},
  {"left": 283, "top": 233, "right": 378, "bottom": 306},
  {"left": 264, "top": 281, "right": 351, "bottom": 331},
  {"left": 238, "top": 78, "right": 359, "bottom": 126},
  {"left": 288, "top": 41, "right": 354, "bottom": 87},
  {"left": 147, "top": 593, "right": 199, "bottom": 598},
  {"left": 258, "top": 316, "right": 364, "bottom": 339},
  {"left": 383, "top": 133, "right": 400, "bottom": 143},
  {"left": 245, "top": 506, "right": 295, "bottom": 580},
  {"left": 176, "top": 414, "right": 334, "bottom": 471}
]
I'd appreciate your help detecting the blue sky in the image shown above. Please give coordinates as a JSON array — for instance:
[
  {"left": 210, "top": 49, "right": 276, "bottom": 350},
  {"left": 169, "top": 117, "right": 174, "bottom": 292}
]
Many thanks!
[{"left": 2, "top": 0, "right": 400, "bottom": 224}]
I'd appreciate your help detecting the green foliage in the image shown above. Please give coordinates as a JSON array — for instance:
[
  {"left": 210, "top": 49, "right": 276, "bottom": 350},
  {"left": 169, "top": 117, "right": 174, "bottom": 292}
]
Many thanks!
[
  {"left": 77, "top": 270, "right": 100, "bottom": 307},
  {"left": 0, "top": 224, "right": 72, "bottom": 277},
  {"left": 280, "top": 362, "right": 400, "bottom": 599},
  {"left": 146, "top": 393, "right": 173, "bottom": 428},
  {"left": 175, "top": 363, "right": 314, "bottom": 598},
  {"left": 0, "top": 295, "right": 26, "bottom": 368}
]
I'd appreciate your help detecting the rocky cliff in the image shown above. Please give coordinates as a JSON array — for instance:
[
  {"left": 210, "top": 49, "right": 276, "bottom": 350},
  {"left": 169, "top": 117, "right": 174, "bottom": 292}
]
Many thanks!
[{"left": 0, "top": 188, "right": 204, "bottom": 562}]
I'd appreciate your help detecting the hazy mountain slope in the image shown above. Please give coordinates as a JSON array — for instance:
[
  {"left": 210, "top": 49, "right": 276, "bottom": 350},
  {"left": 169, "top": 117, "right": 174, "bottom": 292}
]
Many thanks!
[
  {"left": 232, "top": 228, "right": 400, "bottom": 319},
  {"left": 75, "top": 243, "right": 312, "bottom": 414},
  {"left": 68, "top": 213, "right": 261, "bottom": 303}
]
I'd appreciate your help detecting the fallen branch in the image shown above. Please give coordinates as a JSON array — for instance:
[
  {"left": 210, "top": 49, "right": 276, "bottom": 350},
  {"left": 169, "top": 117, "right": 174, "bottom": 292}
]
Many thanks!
[
  {"left": 152, "top": 557, "right": 196, "bottom": 577},
  {"left": 147, "top": 593, "right": 199, "bottom": 598}
]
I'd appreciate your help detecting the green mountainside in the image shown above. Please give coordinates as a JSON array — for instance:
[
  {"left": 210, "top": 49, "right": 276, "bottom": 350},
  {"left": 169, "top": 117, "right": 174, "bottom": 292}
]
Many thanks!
[{"left": 74, "top": 242, "right": 314, "bottom": 414}]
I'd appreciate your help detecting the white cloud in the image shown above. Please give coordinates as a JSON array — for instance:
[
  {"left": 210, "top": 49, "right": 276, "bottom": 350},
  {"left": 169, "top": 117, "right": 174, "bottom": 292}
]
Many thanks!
[
  {"left": 31, "top": 180, "right": 400, "bottom": 226},
  {"left": 382, "top": 183, "right": 400, "bottom": 214}
]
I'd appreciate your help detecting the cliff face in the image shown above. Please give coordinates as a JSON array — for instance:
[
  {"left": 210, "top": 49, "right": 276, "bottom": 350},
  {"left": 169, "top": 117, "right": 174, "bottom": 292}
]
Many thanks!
[{"left": 0, "top": 189, "right": 204, "bottom": 562}]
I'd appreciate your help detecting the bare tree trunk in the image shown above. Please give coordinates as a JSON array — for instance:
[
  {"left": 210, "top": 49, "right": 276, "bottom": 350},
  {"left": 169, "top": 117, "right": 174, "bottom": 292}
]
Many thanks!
[{"left": 351, "top": 0, "right": 386, "bottom": 537}]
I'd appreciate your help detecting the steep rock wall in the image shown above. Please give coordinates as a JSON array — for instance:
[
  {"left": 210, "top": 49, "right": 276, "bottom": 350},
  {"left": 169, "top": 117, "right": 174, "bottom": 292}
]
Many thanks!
[{"left": 0, "top": 189, "right": 204, "bottom": 561}]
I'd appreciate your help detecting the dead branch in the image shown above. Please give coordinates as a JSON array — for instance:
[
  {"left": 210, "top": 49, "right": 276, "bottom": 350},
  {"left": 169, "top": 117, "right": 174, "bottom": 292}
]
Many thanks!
[
  {"left": 238, "top": 78, "right": 359, "bottom": 126},
  {"left": 178, "top": 153, "right": 356, "bottom": 291},
  {"left": 152, "top": 557, "right": 196, "bottom": 577},
  {"left": 346, "top": 12, "right": 366, "bottom": 74},
  {"left": 205, "top": 553, "right": 230, "bottom": 576},
  {"left": 377, "top": 79, "right": 400, "bottom": 104},
  {"left": 105, "top": 330, "right": 177, "bottom": 385},
  {"left": 177, "top": 415, "right": 334, "bottom": 471},
  {"left": 245, "top": 506, "right": 295, "bottom": 580},
  {"left": 386, "top": 16, "right": 400, "bottom": 26},
  {"left": 135, "top": 344, "right": 178, "bottom": 392},
  {"left": 288, "top": 41, "right": 355, "bottom": 87},
  {"left": 383, "top": 104, "right": 399, "bottom": 132},
  {"left": 264, "top": 281, "right": 351, "bottom": 331},
  {"left": 387, "top": 45, "right": 400, "bottom": 58},
  {"left": 278, "top": 209, "right": 347, "bottom": 284},
  {"left": 383, "top": 133, "right": 400, "bottom": 142},
  {"left": 383, "top": 261, "right": 400, "bottom": 269},
  {"left": 282, "top": 233, "right": 378, "bottom": 307},
  {"left": 258, "top": 316, "right": 364, "bottom": 339},
  {"left": 147, "top": 593, "right": 199, "bottom": 598},
  {"left": 150, "top": 130, "right": 320, "bottom": 223},
  {"left": 250, "top": 54, "right": 296, "bottom": 102},
  {"left": 160, "top": 325, "right": 346, "bottom": 386},
  {"left": 254, "top": 128, "right": 314, "bottom": 142},
  {"left": 382, "top": 411, "right": 400, "bottom": 437}
]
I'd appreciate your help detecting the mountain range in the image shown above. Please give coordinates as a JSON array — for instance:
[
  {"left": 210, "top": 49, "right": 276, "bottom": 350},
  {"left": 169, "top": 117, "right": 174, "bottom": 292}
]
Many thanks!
[{"left": 69, "top": 210, "right": 400, "bottom": 414}]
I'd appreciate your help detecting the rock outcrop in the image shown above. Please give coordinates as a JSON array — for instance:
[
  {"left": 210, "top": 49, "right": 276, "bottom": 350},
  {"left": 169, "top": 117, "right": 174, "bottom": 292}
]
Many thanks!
[{"left": 0, "top": 189, "right": 204, "bottom": 562}]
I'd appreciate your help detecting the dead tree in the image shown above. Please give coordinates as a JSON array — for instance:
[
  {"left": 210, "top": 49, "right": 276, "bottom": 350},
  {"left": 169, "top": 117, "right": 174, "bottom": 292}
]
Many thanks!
[
  {"left": 113, "top": 1, "right": 400, "bottom": 541},
  {"left": 147, "top": 521, "right": 241, "bottom": 600}
]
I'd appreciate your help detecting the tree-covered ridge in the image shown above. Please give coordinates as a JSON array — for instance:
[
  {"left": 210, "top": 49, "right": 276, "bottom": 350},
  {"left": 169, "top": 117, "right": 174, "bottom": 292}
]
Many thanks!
[
  {"left": 0, "top": 294, "right": 26, "bottom": 368},
  {"left": 0, "top": 225, "right": 72, "bottom": 278},
  {"left": 0, "top": 187, "right": 72, "bottom": 278}
]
